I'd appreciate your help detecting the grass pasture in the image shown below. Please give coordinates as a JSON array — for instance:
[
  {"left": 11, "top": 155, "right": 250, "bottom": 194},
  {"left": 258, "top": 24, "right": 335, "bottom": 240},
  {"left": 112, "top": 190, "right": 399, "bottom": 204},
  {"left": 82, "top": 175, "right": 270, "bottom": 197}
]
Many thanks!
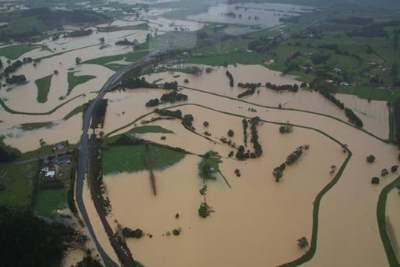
[
  {"left": 35, "top": 75, "right": 52, "bottom": 103},
  {"left": 103, "top": 144, "right": 185, "bottom": 175},
  {"left": 67, "top": 72, "right": 96, "bottom": 96}
]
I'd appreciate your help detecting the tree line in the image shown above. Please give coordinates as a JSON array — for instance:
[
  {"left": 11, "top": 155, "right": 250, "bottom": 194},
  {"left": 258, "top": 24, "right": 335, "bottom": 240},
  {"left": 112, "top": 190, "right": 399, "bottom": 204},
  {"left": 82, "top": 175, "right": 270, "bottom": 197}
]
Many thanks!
[
  {"left": 146, "top": 91, "right": 188, "bottom": 107},
  {"left": 312, "top": 80, "right": 364, "bottom": 128},
  {"left": 236, "top": 117, "right": 263, "bottom": 160},
  {"left": 226, "top": 70, "right": 234, "bottom": 87},
  {"left": 273, "top": 145, "right": 308, "bottom": 182}
]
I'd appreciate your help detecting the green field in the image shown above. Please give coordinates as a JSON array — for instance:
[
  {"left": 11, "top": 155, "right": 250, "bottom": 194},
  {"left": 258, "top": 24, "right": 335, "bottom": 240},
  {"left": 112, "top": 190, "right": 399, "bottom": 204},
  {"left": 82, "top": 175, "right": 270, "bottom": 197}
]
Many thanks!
[
  {"left": 83, "top": 54, "right": 124, "bottom": 66},
  {"left": 0, "top": 161, "right": 37, "bottom": 208},
  {"left": 34, "top": 189, "right": 65, "bottom": 217},
  {"left": 128, "top": 125, "right": 174, "bottom": 134},
  {"left": 67, "top": 72, "right": 96, "bottom": 96},
  {"left": 103, "top": 144, "right": 185, "bottom": 175},
  {"left": 19, "top": 122, "right": 54, "bottom": 131},
  {"left": 35, "top": 75, "right": 52, "bottom": 103},
  {"left": 188, "top": 50, "right": 265, "bottom": 66},
  {"left": 83, "top": 50, "right": 148, "bottom": 70},
  {"left": 63, "top": 104, "right": 85, "bottom": 120},
  {"left": 0, "top": 44, "right": 38, "bottom": 60}
]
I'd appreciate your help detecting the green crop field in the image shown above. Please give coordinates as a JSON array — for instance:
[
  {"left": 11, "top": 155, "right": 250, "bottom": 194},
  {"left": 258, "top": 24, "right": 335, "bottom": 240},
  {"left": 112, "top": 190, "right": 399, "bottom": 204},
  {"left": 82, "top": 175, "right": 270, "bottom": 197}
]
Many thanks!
[
  {"left": 0, "top": 44, "right": 38, "bottom": 60},
  {"left": 67, "top": 72, "right": 96, "bottom": 96},
  {"left": 0, "top": 161, "right": 37, "bottom": 208},
  {"left": 63, "top": 104, "right": 85, "bottom": 120},
  {"left": 35, "top": 75, "right": 52, "bottom": 103},
  {"left": 103, "top": 144, "right": 185, "bottom": 175},
  {"left": 34, "top": 189, "right": 65, "bottom": 217}
]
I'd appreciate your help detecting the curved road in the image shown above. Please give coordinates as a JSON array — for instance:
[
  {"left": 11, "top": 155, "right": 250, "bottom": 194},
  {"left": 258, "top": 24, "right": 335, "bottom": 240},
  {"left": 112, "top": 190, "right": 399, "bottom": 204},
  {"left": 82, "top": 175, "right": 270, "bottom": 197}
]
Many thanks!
[{"left": 75, "top": 53, "right": 159, "bottom": 267}]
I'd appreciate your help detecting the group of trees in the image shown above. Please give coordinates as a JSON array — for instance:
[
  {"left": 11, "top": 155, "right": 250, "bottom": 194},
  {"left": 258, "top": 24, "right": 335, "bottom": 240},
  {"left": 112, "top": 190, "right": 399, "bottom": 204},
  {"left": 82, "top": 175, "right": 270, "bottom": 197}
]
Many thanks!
[
  {"left": 146, "top": 91, "right": 188, "bottom": 107},
  {"left": 198, "top": 202, "right": 211, "bottom": 218},
  {"left": 237, "top": 83, "right": 261, "bottom": 98},
  {"left": 242, "top": 118, "right": 248, "bottom": 146},
  {"left": 317, "top": 86, "right": 363, "bottom": 128},
  {"left": 344, "top": 107, "right": 363, "bottom": 128},
  {"left": 6, "top": 74, "right": 27, "bottom": 85},
  {"left": 155, "top": 109, "right": 182, "bottom": 119},
  {"left": 163, "top": 81, "right": 178, "bottom": 90},
  {"left": 273, "top": 145, "right": 307, "bottom": 182},
  {"left": 318, "top": 87, "right": 345, "bottom": 109},
  {"left": 2, "top": 57, "right": 32, "bottom": 80},
  {"left": 182, "top": 114, "right": 194, "bottom": 129},
  {"left": 266, "top": 82, "right": 306, "bottom": 93},
  {"left": 238, "top": 82, "right": 261, "bottom": 89},
  {"left": 236, "top": 117, "right": 262, "bottom": 160},
  {"left": 115, "top": 38, "right": 136, "bottom": 46},
  {"left": 122, "top": 227, "right": 143, "bottom": 239},
  {"left": 121, "top": 77, "right": 153, "bottom": 89},
  {"left": 161, "top": 91, "right": 188, "bottom": 103},
  {"left": 0, "top": 141, "right": 21, "bottom": 162},
  {"left": 237, "top": 87, "right": 256, "bottom": 98},
  {"left": 226, "top": 70, "right": 234, "bottom": 87},
  {"left": 279, "top": 123, "right": 293, "bottom": 134},
  {"left": 0, "top": 207, "right": 79, "bottom": 267}
]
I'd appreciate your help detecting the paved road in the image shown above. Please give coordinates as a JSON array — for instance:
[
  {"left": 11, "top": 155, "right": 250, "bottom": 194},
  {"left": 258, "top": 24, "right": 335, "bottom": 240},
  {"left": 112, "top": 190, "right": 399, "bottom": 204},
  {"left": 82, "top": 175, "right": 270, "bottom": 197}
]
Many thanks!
[{"left": 75, "top": 54, "right": 158, "bottom": 267}]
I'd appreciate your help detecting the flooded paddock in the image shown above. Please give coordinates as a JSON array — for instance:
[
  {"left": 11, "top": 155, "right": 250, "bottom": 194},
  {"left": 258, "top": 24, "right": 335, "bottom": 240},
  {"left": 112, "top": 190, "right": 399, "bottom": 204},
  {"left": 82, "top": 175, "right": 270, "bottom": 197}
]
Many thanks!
[{"left": 104, "top": 104, "right": 345, "bottom": 266}]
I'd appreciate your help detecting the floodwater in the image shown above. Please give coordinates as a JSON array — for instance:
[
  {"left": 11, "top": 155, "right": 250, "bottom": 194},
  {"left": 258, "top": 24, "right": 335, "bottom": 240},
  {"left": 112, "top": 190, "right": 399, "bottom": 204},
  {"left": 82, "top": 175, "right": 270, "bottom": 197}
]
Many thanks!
[
  {"left": 0, "top": 40, "right": 397, "bottom": 267},
  {"left": 103, "top": 83, "right": 398, "bottom": 267},
  {"left": 0, "top": 11, "right": 203, "bottom": 152},
  {"left": 188, "top": 3, "right": 313, "bottom": 28},
  {"left": 104, "top": 104, "right": 344, "bottom": 266},
  {"left": 144, "top": 64, "right": 390, "bottom": 139},
  {"left": 62, "top": 248, "right": 85, "bottom": 267}
]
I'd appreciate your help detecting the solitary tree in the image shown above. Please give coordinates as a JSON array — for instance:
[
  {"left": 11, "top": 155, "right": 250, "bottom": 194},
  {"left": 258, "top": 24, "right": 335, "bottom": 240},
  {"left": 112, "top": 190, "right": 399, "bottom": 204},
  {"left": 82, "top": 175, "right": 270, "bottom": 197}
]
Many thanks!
[
  {"left": 391, "top": 165, "right": 399, "bottom": 173},
  {"left": 75, "top": 57, "right": 82, "bottom": 65},
  {"left": 371, "top": 177, "right": 380, "bottom": 185},
  {"left": 227, "top": 129, "right": 234, "bottom": 137},
  {"left": 366, "top": 154, "right": 375, "bottom": 163}
]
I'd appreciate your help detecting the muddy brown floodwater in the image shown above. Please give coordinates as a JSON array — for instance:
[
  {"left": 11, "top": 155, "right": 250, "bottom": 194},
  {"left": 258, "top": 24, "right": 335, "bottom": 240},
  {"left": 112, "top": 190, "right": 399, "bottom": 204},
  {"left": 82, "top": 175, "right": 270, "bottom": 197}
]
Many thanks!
[
  {"left": 104, "top": 105, "right": 344, "bottom": 266},
  {"left": 1, "top": 57, "right": 398, "bottom": 267},
  {"left": 144, "top": 64, "right": 390, "bottom": 139}
]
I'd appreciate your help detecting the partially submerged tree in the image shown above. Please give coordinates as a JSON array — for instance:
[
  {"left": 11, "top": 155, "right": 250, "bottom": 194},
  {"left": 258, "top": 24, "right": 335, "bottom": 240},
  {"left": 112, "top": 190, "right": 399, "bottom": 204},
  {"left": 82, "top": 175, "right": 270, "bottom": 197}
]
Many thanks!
[
  {"left": 198, "top": 202, "right": 211, "bottom": 218},
  {"left": 371, "top": 177, "right": 380, "bottom": 185},
  {"left": 297, "top": 237, "right": 309, "bottom": 249},
  {"left": 366, "top": 154, "right": 376, "bottom": 163}
]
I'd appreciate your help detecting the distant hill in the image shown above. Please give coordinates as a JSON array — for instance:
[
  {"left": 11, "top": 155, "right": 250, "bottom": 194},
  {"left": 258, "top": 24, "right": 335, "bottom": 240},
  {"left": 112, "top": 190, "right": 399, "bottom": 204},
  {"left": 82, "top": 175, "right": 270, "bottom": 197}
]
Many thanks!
[{"left": 0, "top": 7, "right": 110, "bottom": 42}]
